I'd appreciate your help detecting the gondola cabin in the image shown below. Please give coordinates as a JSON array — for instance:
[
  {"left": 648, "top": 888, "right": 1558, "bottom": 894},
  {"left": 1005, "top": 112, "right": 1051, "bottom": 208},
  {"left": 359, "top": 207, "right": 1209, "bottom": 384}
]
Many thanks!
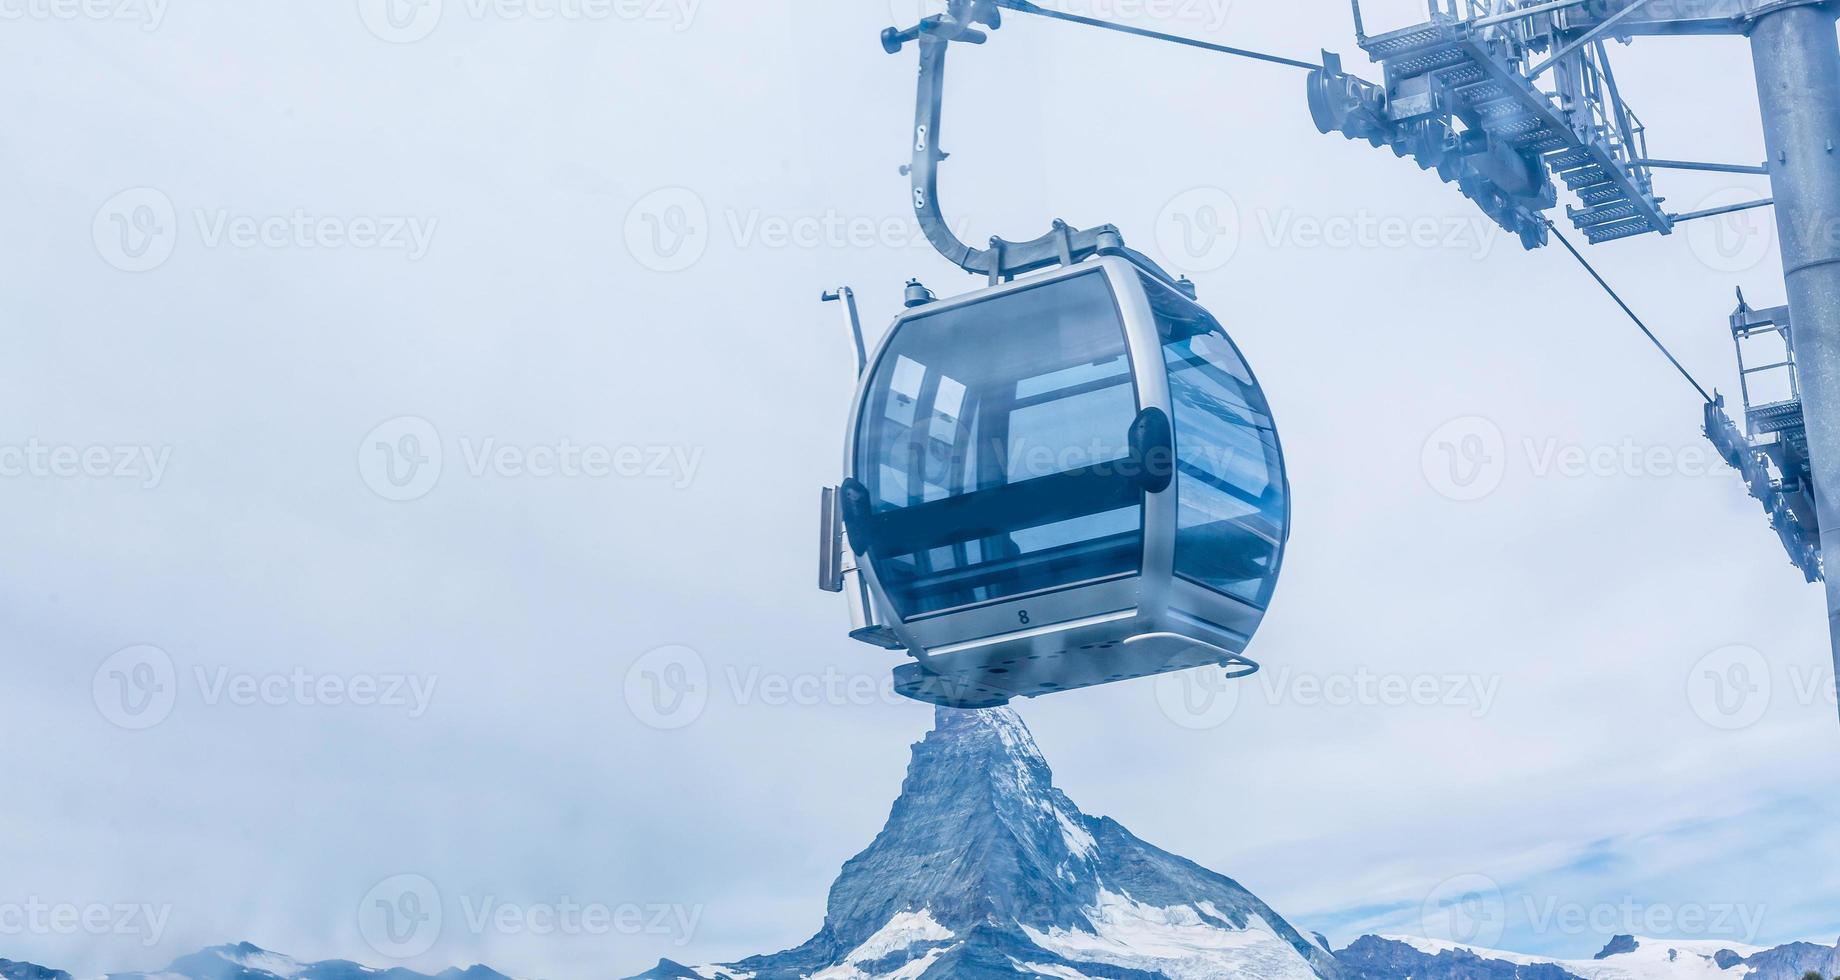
[{"left": 821, "top": 255, "right": 1289, "bottom": 708}]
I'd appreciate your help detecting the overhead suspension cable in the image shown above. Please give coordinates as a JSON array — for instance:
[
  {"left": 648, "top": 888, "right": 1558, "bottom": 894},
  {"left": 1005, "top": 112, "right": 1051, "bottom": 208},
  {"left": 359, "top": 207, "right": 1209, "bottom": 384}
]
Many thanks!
[
  {"left": 994, "top": 0, "right": 1323, "bottom": 71},
  {"left": 1546, "top": 221, "right": 1714, "bottom": 404},
  {"left": 970, "top": 3, "right": 1708, "bottom": 405}
]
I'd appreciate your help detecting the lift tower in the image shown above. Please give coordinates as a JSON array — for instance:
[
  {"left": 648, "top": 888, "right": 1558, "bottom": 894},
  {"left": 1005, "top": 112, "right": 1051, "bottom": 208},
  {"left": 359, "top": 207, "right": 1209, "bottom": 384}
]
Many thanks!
[
  {"left": 1312, "top": 0, "right": 1840, "bottom": 717},
  {"left": 1751, "top": 1, "right": 1840, "bottom": 700}
]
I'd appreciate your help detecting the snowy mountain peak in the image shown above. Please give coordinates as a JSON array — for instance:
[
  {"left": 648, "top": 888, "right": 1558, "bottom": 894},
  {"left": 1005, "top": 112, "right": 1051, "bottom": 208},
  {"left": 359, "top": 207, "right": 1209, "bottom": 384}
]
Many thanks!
[
  {"left": 0, "top": 960, "right": 70, "bottom": 980},
  {"left": 93, "top": 942, "right": 516, "bottom": 980},
  {"left": 1594, "top": 934, "right": 1641, "bottom": 959},
  {"left": 932, "top": 705, "right": 1041, "bottom": 755},
  {"left": 630, "top": 707, "right": 1342, "bottom": 980},
  {"left": 1338, "top": 933, "right": 1840, "bottom": 980}
]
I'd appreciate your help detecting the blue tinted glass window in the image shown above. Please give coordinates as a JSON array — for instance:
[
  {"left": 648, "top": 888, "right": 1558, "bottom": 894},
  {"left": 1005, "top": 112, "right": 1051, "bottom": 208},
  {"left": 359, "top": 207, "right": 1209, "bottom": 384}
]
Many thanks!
[
  {"left": 855, "top": 271, "right": 1143, "bottom": 618},
  {"left": 1149, "top": 277, "right": 1287, "bottom": 608}
]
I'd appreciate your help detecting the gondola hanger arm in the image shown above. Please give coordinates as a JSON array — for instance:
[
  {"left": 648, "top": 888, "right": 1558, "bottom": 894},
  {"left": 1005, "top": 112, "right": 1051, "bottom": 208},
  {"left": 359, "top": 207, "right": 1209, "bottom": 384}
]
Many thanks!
[{"left": 883, "top": 0, "right": 1322, "bottom": 290}]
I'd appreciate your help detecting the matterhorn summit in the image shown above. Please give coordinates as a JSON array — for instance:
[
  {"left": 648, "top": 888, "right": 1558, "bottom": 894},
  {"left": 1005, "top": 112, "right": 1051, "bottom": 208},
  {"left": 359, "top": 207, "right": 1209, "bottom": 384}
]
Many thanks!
[{"left": 630, "top": 706, "right": 1342, "bottom": 980}]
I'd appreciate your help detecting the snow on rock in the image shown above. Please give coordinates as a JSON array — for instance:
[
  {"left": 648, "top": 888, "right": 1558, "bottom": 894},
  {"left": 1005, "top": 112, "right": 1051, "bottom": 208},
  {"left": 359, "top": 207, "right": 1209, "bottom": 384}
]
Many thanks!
[
  {"left": 1346, "top": 934, "right": 1794, "bottom": 980},
  {"left": 843, "top": 911, "right": 954, "bottom": 965},
  {"left": 625, "top": 706, "right": 1340, "bottom": 979},
  {"left": 1025, "top": 890, "right": 1324, "bottom": 980}
]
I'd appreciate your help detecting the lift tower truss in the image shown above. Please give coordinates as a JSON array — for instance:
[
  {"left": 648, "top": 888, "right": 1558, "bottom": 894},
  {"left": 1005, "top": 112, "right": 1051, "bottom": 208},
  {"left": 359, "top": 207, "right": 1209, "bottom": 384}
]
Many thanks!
[
  {"left": 1314, "top": 0, "right": 1840, "bottom": 717},
  {"left": 1309, "top": 0, "right": 1687, "bottom": 247},
  {"left": 1706, "top": 298, "right": 1823, "bottom": 582}
]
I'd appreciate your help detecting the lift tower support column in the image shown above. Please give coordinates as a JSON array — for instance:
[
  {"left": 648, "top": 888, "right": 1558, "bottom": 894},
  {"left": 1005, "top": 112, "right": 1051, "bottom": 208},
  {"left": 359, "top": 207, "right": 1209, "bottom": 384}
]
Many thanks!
[{"left": 1752, "top": 0, "right": 1840, "bottom": 713}]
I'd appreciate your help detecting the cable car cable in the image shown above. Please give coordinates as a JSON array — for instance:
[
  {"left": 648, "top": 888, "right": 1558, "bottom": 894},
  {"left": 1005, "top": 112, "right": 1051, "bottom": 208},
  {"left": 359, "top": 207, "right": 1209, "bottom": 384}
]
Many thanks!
[
  {"left": 993, "top": 0, "right": 1323, "bottom": 72},
  {"left": 921, "top": 1, "right": 1714, "bottom": 412},
  {"left": 1546, "top": 221, "right": 1715, "bottom": 405}
]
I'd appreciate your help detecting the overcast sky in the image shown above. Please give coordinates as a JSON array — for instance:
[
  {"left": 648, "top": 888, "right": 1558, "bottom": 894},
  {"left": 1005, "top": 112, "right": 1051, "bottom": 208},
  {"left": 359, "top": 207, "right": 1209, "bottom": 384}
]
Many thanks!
[{"left": 3, "top": 1, "right": 1838, "bottom": 977}]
